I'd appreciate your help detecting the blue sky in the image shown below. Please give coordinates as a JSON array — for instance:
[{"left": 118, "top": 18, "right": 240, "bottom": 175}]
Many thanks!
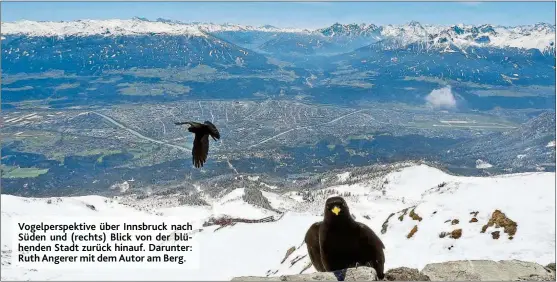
[{"left": 2, "top": 1, "right": 555, "bottom": 29}]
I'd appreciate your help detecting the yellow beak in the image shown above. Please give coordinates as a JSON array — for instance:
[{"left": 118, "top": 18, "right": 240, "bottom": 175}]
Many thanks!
[{"left": 331, "top": 206, "right": 341, "bottom": 216}]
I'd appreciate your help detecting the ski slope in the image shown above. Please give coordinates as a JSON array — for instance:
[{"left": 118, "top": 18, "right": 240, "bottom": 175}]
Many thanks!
[{"left": 1, "top": 164, "right": 555, "bottom": 280}]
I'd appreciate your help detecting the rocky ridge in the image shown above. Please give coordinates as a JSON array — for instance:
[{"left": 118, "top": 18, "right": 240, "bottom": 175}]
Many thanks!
[{"left": 231, "top": 260, "right": 556, "bottom": 281}]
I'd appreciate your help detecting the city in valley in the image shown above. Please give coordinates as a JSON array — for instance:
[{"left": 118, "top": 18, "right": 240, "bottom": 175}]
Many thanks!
[{"left": 1, "top": 3, "right": 556, "bottom": 281}]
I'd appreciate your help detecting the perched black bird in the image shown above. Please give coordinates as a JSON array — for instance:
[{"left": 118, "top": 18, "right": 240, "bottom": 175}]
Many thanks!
[
  {"left": 304, "top": 196, "right": 385, "bottom": 279},
  {"left": 304, "top": 222, "right": 326, "bottom": 272},
  {"left": 174, "top": 121, "right": 220, "bottom": 168}
]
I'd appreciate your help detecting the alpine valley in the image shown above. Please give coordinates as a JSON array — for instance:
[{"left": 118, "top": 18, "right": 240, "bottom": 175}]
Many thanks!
[{"left": 1, "top": 18, "right": 555, "bottom": 198}]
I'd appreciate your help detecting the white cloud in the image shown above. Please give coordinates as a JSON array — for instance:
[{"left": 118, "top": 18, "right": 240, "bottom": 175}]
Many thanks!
[{"left": 425, "top": 85, "right": 457, "bottom": 109}]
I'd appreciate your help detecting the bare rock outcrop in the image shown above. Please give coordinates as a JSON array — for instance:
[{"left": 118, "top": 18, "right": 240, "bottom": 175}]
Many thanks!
[
  {"left": 421, "top": 260, "right": 555, "bottom": 281},
  {"left": 384, "top": 267, "right": 430, "bottom": 281},
  {"left": 231, "top": 260, "right": 555, "bottom": 281},
  {"left": 231, "top": 266, "right": 378, "bottom": 281}
]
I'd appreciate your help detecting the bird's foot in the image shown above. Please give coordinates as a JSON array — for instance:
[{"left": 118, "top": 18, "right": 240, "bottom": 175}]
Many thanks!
[{"left": 332, "top": 269, "right": 346, "bottom": 282}]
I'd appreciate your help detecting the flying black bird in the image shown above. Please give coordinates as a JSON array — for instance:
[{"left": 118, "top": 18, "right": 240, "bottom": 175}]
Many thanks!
[{"left": 174, "top": 121, "right": 220, "bottom": 168}]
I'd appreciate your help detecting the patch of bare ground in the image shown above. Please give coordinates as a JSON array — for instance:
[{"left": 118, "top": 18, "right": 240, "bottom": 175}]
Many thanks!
[
  {"left": 407, "top": 225, "right": 418, "bottom": 239},
  {"left": 491, "top": 231, "right": 500, "bottom": 239},
  {"left": 450, "top": 229, "right": 462, "bottom": 239},
  {"left": 398, "top": 208, "right": 409, "bottom": 221},
  {"left": 398, "top": 206, "right": 421, "bottom": 222},
  {"left": 289, "top": 254, "right": 306, "bottom": 267},
  {"left": 439, "top": 229, "right": 463, "bottom": 240},
  {"left": 481, "top": 209, "right": 517, "bottom": 239},
  {"left": 299, "top": 261, "right": 312, "bottom": 274},
  {"left": 409, "top": 208, "right": 422, "bottom": 222},
  {"left": 381, "top": 212, "right": 396, "bottom": 234},
  {"left": 281, "top": 246, "right": 295, "bottom": 264}
]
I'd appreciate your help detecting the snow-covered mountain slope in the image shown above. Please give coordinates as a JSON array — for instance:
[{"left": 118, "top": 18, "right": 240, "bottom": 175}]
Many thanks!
[
  {"left": 265, "top": 22, "right": 555, "bottom": 56},
  {"left": 209, "top": 188, "right": 281, "bottom": 219},
  {"left": 272, "top": 165, "right": 556, "bottom": 275},
  {"left": 317, "top": 23, "right": 382, "bottom": 38},
  {"left": 314, "top": 22, "right": 556, "bottom": 52},
  {"left": 1, "top": 18, "right": 311, "bottom": 37},
  {"left": 1, "top": 18, "right": 207, "bottom": 37},
  {"left": 1, "top": 164, "right": 555, "bottom": 280},
  {"left": 377, "top": 22, "right": 555, "bottom": 52},
  {"left": 2, "top": 19, "right": 554, "bottom": 52},
  {"left": 193, "top": 22, "right": 310, "bottom": 34},
  {"left": 1, "top": 19, "right": 278, "bottom": 75}
]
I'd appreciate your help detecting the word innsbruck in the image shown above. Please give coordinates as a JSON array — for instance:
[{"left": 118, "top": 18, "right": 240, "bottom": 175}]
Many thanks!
[
  {"left": 18, "top": 221, "right": 190, "bottom": 233},
  {"left": 12, "top": 216, "right": 201, "bottom": 270}
]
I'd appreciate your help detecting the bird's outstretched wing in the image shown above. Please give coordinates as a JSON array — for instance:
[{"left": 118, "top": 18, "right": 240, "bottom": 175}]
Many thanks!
[
  {"left": 204, "top": 121, "right": 220, "bottom": 140},
  {"left": 192, "top": 133, "right": 210, "bottom": 168},
  {"left": 175, "top": 121, "right": 194, "bottom": 126}
]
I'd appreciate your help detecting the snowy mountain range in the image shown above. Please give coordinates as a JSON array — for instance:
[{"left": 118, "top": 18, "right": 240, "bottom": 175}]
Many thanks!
[
  {"left": 0, "top": 19, "right": 310, "bottom": 38},
  {"left": 2, "top": 18, "right": 555, "bottom": 52},
  {"left": 1, "top": 163, "right": 554, "bottom": 280},
  {"left": 3, "top": 17, "right": 555, "bottom": 90}
]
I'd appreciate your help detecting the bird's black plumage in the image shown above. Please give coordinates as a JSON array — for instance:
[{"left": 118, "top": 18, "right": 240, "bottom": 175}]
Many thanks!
[
  {"left": 174, "top": 121, "right": 220, "bottom": 168},
  {"left": 304, "top": 222, "right": 326, "bottom": 272},
  {"left": 305, "top": 196, "right": 385, "bottom": 279}
]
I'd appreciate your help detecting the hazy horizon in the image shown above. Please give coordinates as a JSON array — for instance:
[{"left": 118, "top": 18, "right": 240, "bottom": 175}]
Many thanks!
[{"left": 2, "top": 2, "right": 555, "bottom": 29}]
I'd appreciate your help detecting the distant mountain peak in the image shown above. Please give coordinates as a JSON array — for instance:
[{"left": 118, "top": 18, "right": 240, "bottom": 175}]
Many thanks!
[
  {"left": 260, "top": 24, "right": 278, "bottom": 29},
  {"left": 407, "top": 20, "right": 423, "bottom": 27},
  {"left": 154, "top": 18, "right": 182, "bottom": 24},
  {"left": 317, "top": 22, "right": 381, "bottom": 37},
  {"left": 131, "top": 16, "right": 150, "bottom": 22}
]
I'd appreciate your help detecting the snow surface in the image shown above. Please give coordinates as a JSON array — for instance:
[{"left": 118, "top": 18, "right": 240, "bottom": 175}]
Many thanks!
[
  {"left": 211, "top": 188, "right": 279, "bottom": 219},
  {"left": 336, "top": 172, "right": 351, "bottom": 182},
  {"left": 476, "top": 159, "right": 494, "bottom": 169},
  {"left": 1, "top": 164, "right": 555, "bottom": 280}
]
